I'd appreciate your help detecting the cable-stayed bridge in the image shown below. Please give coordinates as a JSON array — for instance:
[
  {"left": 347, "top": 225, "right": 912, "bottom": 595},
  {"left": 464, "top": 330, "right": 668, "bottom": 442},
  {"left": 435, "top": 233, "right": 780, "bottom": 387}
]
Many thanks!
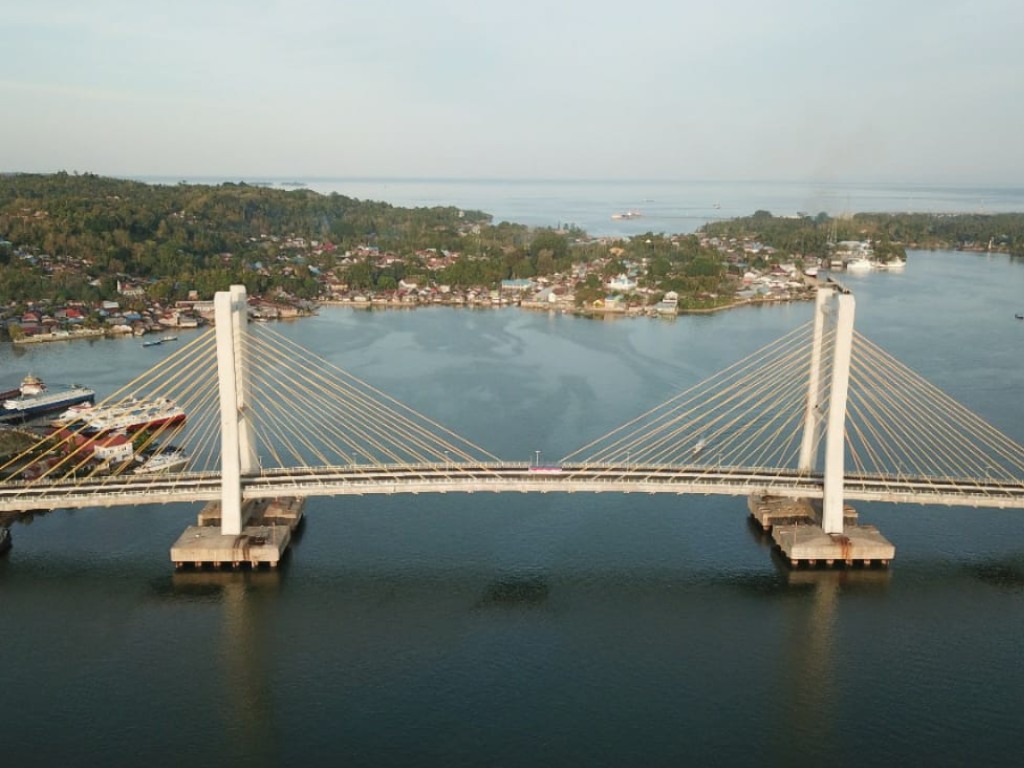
[{"left": 2, "top": 284, "right": 1023, "bottom": 564}]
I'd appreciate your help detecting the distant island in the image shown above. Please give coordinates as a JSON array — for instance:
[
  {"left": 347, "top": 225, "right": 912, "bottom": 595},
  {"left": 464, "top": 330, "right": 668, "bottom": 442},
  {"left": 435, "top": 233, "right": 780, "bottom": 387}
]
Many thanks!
[{"left": 1, "top": 172, "right": 1022, "bottom": 341}]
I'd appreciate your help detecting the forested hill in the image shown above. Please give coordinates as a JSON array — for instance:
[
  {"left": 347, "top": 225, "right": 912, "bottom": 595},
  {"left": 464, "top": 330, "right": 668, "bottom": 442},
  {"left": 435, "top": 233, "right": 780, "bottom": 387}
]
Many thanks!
[{"left": 0, "top": 172, "right": 499, "bottom": 301}]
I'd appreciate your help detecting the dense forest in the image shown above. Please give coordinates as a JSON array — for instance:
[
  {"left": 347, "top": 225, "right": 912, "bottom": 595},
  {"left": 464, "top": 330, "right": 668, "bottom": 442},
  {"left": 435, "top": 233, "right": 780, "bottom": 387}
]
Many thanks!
[
  {"left": 0, "top": 173, "right": 732, "bottom": 307},
  {"left": 0, "top": 173, "right": 522, "bottom": 303}
]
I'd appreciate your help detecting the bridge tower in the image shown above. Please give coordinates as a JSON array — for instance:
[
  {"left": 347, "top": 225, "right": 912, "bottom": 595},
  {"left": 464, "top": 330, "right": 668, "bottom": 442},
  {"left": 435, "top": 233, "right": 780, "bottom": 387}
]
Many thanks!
[
  {"left": 798, "top": 282, "right": 855, "bottom": 535},
  {"left": 215, "top": 284, "right": 258, "bottom": 535},
  {"left": 170, "top": 284, "right": 297, "bottom": 568}
]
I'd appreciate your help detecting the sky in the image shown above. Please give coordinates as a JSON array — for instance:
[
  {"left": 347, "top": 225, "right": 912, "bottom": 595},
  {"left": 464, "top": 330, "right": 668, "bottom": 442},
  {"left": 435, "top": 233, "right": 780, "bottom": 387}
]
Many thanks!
[{"left": 2, "top": 0, "right": 1022, "bottom": 184}]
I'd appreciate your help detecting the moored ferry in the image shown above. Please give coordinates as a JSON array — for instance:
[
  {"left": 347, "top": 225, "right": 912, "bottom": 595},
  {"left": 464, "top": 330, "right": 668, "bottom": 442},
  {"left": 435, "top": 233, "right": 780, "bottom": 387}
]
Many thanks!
[
  {"left": 0, "top": 375, "right": 96, "bottom": 422},
  {"left": 53, "top": 397, "right": 186, "bottom": 434}
]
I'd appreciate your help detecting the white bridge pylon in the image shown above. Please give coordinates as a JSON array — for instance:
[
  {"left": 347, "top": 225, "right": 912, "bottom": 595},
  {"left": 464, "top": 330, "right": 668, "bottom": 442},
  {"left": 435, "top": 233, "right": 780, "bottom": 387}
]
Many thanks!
[
  {"left": 800, "top": 283, "right": 856, "bottom": 534},
  {"left": 215, "top": 285, "right": 258, "bottom": 536}
]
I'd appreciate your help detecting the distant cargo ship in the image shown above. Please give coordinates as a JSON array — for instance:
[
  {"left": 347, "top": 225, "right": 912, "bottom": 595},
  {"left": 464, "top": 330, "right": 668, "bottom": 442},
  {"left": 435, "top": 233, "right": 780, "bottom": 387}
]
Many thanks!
[
  {"left": 53, "top": 397, "right": 186, "bottom": 434},
  {"left": 0, "top": 375, "right": 95, "bottom": 422}
]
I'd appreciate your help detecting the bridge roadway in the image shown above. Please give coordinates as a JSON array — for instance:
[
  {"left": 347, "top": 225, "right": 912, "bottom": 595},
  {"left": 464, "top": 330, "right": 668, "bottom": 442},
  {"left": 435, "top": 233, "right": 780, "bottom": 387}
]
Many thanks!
[{"left": 2, "top": 462, "right": 1024, "bottom": 513}]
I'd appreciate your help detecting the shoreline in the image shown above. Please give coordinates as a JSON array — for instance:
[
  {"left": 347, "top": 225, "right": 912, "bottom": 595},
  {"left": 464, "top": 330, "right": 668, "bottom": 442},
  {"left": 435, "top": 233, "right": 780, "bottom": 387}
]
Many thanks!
[
  {"left": 6, "top": 288, "right": 821, "bottom": 347},
  {"left": 318, "top": 291, "right": 814, "bottom": 318},
  {"left": 12, "top": 328, "right": 108, "bottom": 345}
]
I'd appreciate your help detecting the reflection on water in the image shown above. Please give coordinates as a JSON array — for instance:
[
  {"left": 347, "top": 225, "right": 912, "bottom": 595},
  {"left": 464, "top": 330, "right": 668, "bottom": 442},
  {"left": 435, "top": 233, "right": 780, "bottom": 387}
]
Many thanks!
[
  {"left": 167, "top": 570, "right": 282, "bottom": 767},
  {"left": 168, "top": 567, "right": 284, "bottom": 596},
  {"left": 964, "top": 556, "right": 1024, "bottom": 590},
  {"left": 477, "top": 574, "right": 551, "bottom": 608},
  {"left": 780, "top": 563, "right": 893, "bottom": 591}
]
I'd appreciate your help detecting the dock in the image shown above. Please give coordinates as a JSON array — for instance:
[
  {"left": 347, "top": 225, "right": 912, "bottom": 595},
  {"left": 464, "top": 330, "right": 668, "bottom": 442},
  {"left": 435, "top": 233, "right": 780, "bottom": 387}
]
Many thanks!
[
  {"left": 170, "top": 497, "right": 304, "bottom": 569},
  {"left": 748, "top": 494, "right": 895, "bottom": 568}
]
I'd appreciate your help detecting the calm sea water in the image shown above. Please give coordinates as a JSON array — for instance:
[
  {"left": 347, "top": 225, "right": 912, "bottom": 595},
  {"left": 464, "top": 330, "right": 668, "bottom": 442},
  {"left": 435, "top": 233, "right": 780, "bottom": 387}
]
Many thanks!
[
  {"left": 145, "top": 176, "right": 1024, "bottom": 237},
  {"left": 2, "top": 250, "right": 1024, "bottom": 767}
]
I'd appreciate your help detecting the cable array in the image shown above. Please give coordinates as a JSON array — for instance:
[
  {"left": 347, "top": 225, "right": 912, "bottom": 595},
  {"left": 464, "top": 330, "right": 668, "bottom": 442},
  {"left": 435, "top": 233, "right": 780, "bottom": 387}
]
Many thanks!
[
  {"left": 240, "top": 323, "right": 498, "bottom": 469},
  {"left": 1, "top": 320, "right": 498, "bottom": 496},
  {"left": 0, "top": 332, "right": 220, "bottom": 489},
  {"left": 844, "top": 330, "right": 1024, "bottom": 488},
  {"left": 3, "top": 304, "right": 1022, "bottom": 505},
  {"left": 561, "top": 322, "right": 818, "bottom": 475}
]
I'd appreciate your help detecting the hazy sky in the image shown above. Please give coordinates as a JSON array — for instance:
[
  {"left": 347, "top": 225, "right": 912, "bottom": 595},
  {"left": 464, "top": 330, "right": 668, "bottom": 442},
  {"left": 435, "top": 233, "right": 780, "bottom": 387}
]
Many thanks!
[{"left": 2, "top": 0, "right": 1021, "bottom": 183}]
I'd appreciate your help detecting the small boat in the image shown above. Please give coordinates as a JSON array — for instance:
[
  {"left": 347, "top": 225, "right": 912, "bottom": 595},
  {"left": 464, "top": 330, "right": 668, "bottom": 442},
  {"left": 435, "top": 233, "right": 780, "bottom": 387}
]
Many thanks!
[
  {"left": 1016, "top": 313, "right": 1024, "bottom": 320},
  {"left": 133, "top": 449, "right": 189, "bottom": 474},
  {"left": 611, "top": 210, "right": 642, "bottom": 220},
  {"left": 141, "top": 339, "right": 163, "bottom": 347},
  {"left": 161, "top": 335, "right": 178, "bottom": 342},
  {"left": 846, "top": 257, "right": 873, "bottom": 273}
]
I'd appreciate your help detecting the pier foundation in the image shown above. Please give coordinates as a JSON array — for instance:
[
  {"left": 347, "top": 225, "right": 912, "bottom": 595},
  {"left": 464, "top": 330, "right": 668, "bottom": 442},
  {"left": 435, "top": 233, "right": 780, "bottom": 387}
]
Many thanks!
[
  {"left": 748, "top": 495, "right": 895, "bottom": 568},
  {"left": 170, "top": 497, "right": 304, "bottom": 569}
]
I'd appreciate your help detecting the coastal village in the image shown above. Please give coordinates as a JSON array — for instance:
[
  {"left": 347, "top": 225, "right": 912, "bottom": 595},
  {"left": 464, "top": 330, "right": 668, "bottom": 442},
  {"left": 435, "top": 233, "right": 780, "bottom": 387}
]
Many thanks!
[{"left": 0, "top": 227, "right": 903, "bottom": 344}]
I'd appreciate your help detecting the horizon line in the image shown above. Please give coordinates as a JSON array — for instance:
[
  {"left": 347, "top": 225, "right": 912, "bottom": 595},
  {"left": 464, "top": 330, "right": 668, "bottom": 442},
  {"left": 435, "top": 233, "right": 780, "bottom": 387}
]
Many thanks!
[{"left": 3, "top": 170, "right": 1023, "bottom": 191}]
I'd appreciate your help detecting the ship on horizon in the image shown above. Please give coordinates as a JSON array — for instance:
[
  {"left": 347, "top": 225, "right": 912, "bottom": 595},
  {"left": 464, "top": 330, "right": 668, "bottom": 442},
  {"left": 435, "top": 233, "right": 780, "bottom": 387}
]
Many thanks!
[{"left": 611, "top": 210, "right": 643, "bottom": 220}]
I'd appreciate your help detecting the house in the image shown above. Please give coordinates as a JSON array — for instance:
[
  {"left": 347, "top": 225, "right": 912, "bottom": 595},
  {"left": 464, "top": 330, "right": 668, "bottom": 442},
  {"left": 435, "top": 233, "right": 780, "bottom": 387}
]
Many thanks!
[
  {"left": 501, "top": 279, "right": 535, "bottom": 293},
  {"left": 655, "top": 290, "right": 679, "bottom": 315},
  {"left": 608, "top": 274, "right": 637, "bottom": 292},
  {"left": 398, "top": 278, "right": 420, "bottom": 291},
  {"left": 117, "top": 280, "right": 145, "bottom": 298},
  {"left": 54, "top": 429, "right": 134, "bottom": 464}
]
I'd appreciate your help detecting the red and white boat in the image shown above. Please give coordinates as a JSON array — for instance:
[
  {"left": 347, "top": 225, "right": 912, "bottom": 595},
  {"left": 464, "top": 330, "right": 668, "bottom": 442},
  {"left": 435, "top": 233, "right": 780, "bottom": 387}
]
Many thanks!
[{"left": 53, "top": 397, "right": 186, "bottom": 434}]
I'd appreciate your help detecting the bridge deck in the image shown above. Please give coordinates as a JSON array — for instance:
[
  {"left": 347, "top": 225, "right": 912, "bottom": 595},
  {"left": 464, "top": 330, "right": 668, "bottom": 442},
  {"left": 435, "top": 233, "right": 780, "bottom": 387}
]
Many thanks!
[{"left": 2, "top": 463, "right": 1023, "bottom": 513}]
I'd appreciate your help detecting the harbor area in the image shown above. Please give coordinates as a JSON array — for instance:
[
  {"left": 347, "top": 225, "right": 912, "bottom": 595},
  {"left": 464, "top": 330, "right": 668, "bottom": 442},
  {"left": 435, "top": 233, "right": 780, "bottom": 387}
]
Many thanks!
[
  {"left": 170, "top": 497, "right": 304, "bottom": 569},
  {"left": 748, "top": 494, "right": 895, "bottom": 567}
]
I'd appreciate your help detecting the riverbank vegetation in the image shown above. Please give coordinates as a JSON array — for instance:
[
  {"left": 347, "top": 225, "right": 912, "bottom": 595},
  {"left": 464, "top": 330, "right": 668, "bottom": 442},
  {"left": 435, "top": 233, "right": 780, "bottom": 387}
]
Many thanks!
[{"left": 700, "top": 209, "right": 1024, "bottom": 261}]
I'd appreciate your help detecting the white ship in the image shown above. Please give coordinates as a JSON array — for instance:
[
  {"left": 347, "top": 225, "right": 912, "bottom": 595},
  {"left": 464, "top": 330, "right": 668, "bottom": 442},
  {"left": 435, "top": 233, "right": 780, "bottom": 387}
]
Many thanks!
[
  {"left": 133, "top": 449, "right": 189, "bottom": 474},
  {"left": 1, "top": 375, "right": 95, "bottom": 422},
  {"left": 846, "top": 256, "right": 873, "bottom": 272},
  {"left": 54, "top": 397, "right": 186, "bottom": 434}
]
